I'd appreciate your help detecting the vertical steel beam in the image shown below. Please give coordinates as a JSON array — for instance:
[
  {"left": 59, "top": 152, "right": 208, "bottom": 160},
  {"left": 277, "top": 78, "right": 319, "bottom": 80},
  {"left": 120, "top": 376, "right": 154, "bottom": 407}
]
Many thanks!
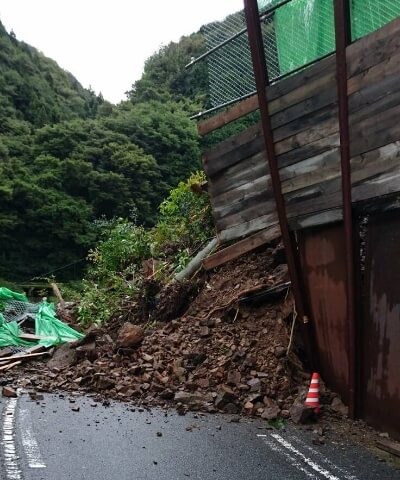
[
  {"left": 333, "top": 0, "right": 356, "bottom": 419},
  {"left": 244, "top": 0, "right": 314, "bottom": 366}
]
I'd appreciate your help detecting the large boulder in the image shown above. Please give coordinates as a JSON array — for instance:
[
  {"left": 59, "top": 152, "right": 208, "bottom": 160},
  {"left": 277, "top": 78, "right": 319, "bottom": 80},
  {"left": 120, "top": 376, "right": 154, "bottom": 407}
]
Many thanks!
[{"left": 116, "top": 323, "right": 144, "bottom": 348}]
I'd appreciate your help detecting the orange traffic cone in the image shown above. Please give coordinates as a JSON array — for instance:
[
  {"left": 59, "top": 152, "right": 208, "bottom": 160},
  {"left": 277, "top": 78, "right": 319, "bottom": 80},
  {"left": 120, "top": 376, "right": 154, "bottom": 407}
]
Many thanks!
[{"left": 305, "top": 372, "right": 320, "bottom": 413}]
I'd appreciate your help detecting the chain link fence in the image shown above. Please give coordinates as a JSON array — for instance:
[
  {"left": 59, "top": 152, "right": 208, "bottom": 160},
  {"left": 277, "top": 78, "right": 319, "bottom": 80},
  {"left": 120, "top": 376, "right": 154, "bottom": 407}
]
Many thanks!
[{"left": 197, "top": 0, "right": 400, "bottom": 116}]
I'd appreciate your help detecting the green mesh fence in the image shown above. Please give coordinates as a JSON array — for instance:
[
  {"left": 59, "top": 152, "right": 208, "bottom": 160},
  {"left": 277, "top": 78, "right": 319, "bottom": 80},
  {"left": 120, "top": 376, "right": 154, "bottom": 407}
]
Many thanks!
[
  {"left": 351, "top": 0, "right": 400, "bottom": 40},
  {"left": 274, "top": 0, "right": 335, "bottom": 75},
  {"left": 201, "top": 0, "right": 400, "bottom": 113}
]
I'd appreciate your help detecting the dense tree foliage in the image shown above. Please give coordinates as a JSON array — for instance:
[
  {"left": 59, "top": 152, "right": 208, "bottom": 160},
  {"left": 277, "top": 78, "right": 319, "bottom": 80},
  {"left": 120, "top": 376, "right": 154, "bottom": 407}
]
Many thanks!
[
  {"left": 0, "top": 22, "right": 204, "bottom": 281},
  {"left": 0, "top": 21, "right": 102, "bottom": 126}
]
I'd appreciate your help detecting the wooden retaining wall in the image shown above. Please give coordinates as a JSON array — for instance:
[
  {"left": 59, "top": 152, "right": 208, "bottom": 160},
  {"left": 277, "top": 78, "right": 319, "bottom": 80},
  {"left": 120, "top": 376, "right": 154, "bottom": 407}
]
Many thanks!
[{"left": 201, "top": 18, "right": 400, "bottom": 243}]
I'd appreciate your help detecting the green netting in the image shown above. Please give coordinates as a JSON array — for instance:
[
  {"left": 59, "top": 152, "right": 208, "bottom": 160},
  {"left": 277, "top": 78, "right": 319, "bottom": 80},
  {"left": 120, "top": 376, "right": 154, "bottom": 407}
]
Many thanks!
[
  {"left": 274, "top": 0, "right": 335, "bottom": 75},
  {"left": 0, "top": 287, "right": 28, "bottom": 304},
  {"left": 0, "top": 288, "right": 84, "bottom": 348},
  {"left": 0, "top": 314, "right": 33, "bottom": 348},
  {"left": 351, "top": 0, "right": 400, "bottom": 40},
  {"left": 35, "top": 302, "right": 84, "bottom": 348},
  {"left": 203, "top": 0, "right": 400, "bottom": 111}
]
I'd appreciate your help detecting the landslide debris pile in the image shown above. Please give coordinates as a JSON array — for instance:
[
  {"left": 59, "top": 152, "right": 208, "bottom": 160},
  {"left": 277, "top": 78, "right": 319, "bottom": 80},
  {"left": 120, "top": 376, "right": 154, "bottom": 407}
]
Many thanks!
[{"left": 8, "top": 244, "right": 327, "bottom": 421}]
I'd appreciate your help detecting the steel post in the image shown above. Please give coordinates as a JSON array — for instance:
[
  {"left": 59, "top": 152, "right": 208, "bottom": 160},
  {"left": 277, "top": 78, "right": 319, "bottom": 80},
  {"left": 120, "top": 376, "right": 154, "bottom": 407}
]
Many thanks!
[
  {"left": 333, "top": 0, "right": 357, "bottom": 419},
  {"left": 244, "top": 0, "right": 314, "bottom": 367}
]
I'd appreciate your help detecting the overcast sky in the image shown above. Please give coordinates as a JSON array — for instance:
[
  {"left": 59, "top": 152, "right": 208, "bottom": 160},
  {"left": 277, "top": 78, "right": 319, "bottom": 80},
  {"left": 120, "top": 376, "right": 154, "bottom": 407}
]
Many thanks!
[{"left": 0, "top": 0, "right": 243, "bottom": 103}]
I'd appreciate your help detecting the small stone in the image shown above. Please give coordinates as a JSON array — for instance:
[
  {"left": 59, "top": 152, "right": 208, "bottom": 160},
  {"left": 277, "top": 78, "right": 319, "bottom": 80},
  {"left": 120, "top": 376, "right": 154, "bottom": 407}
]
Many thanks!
[
  {"left": 28, "top": 391, "right": 43, "bottom": 401},
  {"left": 223, "top": 403, "right": 239, "bottom": 414},
  {"left": 290, "top": 404, "right": 314, "bottom": 424},
  {"left": 331, "top": 397, "right": 349, "bottom": 416},
  {"left": 226, "top": 370, "right": 241, "bottom": 386},
  {"left": 71, "top": 406, "right": 80, "bottom": 412},
  {"left": 247, "top": 378, "right": 261, "bottom": 392},
  {"left": 261, "top": 405, "right": 281, "bottom": 420},
  {"left": 199, "top": 326, "right": 210, "bottom": 337},
  {"left": 48, "top": 344, "right": 77, "bottom": 369},
  {"left": 2, "top": 386, "right": 17, "bottom": 398},
  {"left": 197, "top": 378, "right": 210, "bottom": 389},
  {"left": 379, "top": 432, "right": 390, "bottom": 439},
  {"left": 142, "top": 353, "right": 154, "bottom": 362},
  {"left": 274, "top": 346, "right": 286, "bottom": 358},
  {"left": 157, "top": 432, "right": 162, "bottom": 437}
]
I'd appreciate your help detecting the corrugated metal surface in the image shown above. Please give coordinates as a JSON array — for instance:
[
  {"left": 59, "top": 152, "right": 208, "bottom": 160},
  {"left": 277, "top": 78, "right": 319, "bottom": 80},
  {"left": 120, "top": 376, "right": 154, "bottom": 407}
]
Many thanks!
[
  {"left": 298, "top": 223, "right": 349, "bottom": 403},
  {"left": 361, "top": 212, "right": 400, "bottom": 438}
]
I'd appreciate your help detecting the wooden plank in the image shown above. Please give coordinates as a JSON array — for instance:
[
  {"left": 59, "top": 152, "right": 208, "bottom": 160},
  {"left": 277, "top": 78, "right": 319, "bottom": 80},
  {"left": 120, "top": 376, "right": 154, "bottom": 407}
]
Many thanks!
[
  {"left": 204, "top": 121, "right": 261, "bottom": 164},
  {"left": 280, "top": 147, "right": 339, "bottom": 182},
  {"left": 216, "top": 199, "right": 276, "bottom": 232},
  {"left": 198, "top": 55, "right": 335, "bottom": 135},
  {"left": 270, "top": 80, "right": 337, "bottom": 132},
  {"left": 273, "top": 103, "right": 338, "bottom": 144},
  {"left": 204, "top": 129, "right": 264, "bottom": 178},
  {"left": 348, "top": 50, "right": 400, "bottom": 96},
  {"left": 198, "top": 95, "right": 259, "bottom": 136},
  {"left": 352, "top": 165, "right": 400, "bottom": 203},
  {"left": 277, "top": 133, "right": 340, "bottom": 170},
  {"left": 205, "top": 101, "right": 339, "bottom": 179},
  {"left": 0, "top": 351, "right": 50, "bottom": 364},
  {"left": 219, "top": 215, "right": 279, "bottom": 243},
  {"left": 18, "top": 333, "right": 73, "bottom": 342},
  {"left": 376, "top": 439, "right": 400, "bottom": 458},
  {"left": 285, "top": 141, "right": 400, "bottom": 220},
  {"left": 289, "top": 209, "right": 343, "bottom": 231},
  {"left": 350, "top": 87, "right": 400, "bottom": 128},
  {"left": 281, "top": 150, "right": 340, "bottom": 194},
  {"left": 349, "top": 71, "right": 400, "bottom": 117},
  {"left": 350, "top": 103, "right": 400, "bottom": 157},
  {"left": 275, "top": 112, "right": 339, "bottom": 156},
  {"left": 347, "top": 17, "right": 400, "bottom": 78},
  {"left": 204, "top": 225, "right": 281, "bottom": 270},
  {"left": 209, "top": 151, "right": 268, "bottom": 198},
  {"left": 212, "top": 174, "right": 272, "bottom": 213},
  {"left": 0, "top": 361, "right": 22, "bottom": 372},
  {"left": 213, "top": 189, "right": 273, "bottom": 222}
]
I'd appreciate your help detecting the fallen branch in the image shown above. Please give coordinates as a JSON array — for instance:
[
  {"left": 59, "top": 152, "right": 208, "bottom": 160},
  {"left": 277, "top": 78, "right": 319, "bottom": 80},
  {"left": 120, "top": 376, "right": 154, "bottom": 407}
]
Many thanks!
[
  {"left": 0, "top": 361, "right": 22, "bottom": 372},
  {"left": 51, "top": 282, "right": 65, "bottom": 307},
  {"left": 175, "top": 238, "right": 218, "bottom": 282},
  {"left": 186, "top": 282, "right": 275, "bottom": 321}
]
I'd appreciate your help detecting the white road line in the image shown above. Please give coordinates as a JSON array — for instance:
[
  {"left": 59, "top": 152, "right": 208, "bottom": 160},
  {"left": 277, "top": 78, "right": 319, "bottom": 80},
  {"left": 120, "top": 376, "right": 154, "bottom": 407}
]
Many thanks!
[
  {"left": 271, "top": 433, "right": 341, "bottom": 480},
  {"left": 288, "top": 434, "right": 359, "bottom": 480},
  {"left": 1, "top": 398, "right": 23, "bottom": 480},
  {"left": 19, "top": 408, "right": 46, "bottom": 469},
  {"left": 257, "top": 434, "right": 319, "bottom": 478}
]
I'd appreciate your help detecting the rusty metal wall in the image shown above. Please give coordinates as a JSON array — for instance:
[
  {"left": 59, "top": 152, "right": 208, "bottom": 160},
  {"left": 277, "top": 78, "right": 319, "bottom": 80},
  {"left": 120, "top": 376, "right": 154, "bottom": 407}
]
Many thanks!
[
  {"left": 361, "top": 212, "right": 400, "bottom": 438},
  {"left": 298, "top": 223, "right": 349, "bottom": 403}
]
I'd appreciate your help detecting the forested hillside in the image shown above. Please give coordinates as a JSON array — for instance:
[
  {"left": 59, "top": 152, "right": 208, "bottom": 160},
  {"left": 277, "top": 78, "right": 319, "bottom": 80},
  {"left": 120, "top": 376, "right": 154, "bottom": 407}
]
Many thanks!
[{"left": 0, "top": 22, "right": 208, "bottom": 281}]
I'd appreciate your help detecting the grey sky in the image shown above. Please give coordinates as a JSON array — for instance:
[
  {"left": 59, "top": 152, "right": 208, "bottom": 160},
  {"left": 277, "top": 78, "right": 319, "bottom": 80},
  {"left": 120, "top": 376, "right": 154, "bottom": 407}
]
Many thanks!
[{"left": 0, "top": 0, "right": 243, "bottom": 103}]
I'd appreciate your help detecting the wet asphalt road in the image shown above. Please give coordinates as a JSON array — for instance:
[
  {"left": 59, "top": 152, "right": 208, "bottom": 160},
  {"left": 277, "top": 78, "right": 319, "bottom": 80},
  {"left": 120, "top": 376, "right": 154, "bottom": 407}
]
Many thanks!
[{"left": 0, "top": 393, "right": 399, "bottom": 480}]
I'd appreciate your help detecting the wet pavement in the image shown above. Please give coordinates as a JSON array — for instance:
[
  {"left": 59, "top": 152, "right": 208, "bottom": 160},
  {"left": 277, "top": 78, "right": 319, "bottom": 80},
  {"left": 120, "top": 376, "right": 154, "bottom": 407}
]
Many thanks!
[{"left": 0, "top": 393, "right": 399, "bottom": 480}]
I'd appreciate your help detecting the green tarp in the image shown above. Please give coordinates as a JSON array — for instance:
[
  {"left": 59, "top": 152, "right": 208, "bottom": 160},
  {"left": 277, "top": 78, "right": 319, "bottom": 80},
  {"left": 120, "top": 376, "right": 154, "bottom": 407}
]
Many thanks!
[
  {"left": 272, "top": 0, "right": 400, "bottom": 76},
  {"left": 0, "top": 288, "right": 83, "bottom": 349},
  {"left": 0, "top": 287, "right": 28, "bottom": 304},
  {"left": 274, "top": 0, "right": 335, "bottom": 75}
]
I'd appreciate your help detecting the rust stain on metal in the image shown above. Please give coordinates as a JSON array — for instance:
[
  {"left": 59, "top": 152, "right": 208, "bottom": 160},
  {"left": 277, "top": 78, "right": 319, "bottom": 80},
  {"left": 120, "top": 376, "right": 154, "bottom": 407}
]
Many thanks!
[
  {"left": 361, "top": 212, "right": 400, "bottom": 439},
  {"left": 299, "top": 223, "right": 349, "bottom": 403}
]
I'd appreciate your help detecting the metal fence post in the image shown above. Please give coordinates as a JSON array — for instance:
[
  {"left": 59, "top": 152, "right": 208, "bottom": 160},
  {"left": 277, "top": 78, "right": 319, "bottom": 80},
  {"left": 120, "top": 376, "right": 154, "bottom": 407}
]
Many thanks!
[
  {"left": 333, "top": 0, "right": 357, "bottom": 419},
  {"left": 244, "top": 0, "right": 315, "bottom": 367}
]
